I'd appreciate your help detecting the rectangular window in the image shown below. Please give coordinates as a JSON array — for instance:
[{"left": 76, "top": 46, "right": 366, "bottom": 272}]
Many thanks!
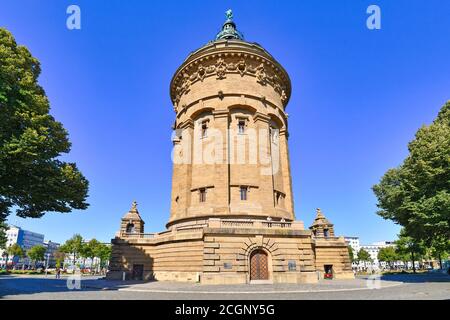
[
  {"left": 288, "top": 261, "right": 297, "bottom": 271},
  {"left": 238, "top": 120, "right": 245, "bottom": 134},
  {"left": 270, "top": 127, "right": 279, "bottom": 145},
  {"left": 199, "top": 188, "right": 206, "bottom": 203},
  {"left": 275, "top": 192, "right": 281, "bottom": 205},
  {"left": 201, "top": 122, "right": 208, "bottom": 138},
  {"left": 240, "top": 186, "right": 247, "bottom": 200}
]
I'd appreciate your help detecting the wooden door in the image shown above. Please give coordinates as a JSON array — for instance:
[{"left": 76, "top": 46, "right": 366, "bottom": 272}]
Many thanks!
[{"left": 250, "top": 250, "right": 269, "bottom": 280}]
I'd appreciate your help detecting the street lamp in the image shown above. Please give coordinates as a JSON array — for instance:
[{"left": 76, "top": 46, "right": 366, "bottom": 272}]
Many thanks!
[{"left": 45, "top": 253, "right": 50, "bottom": 276}]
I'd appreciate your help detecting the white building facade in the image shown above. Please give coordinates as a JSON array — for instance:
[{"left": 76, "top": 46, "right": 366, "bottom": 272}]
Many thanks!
[{"left": 0, "top": 225, "right": 45, "bottom": 266}]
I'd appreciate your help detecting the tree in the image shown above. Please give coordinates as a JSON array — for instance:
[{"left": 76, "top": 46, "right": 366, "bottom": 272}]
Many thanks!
[
  {"left": 7, "top": 243, "right": 24, "bottom": 266},
  {"left": 377, "top": 246, "right": 398, "bottom": 269},
  {"left": 27, "top": 245, "right": 46, "bottom": 268},
  {"left": 79, "top": 238, "right": 100, "bottom": 272},
  {"left": 60, "top": 234, "right": 84, "bottom": 269},
  {"left": 0, "top": 28, "right": 89, "bottom": 244},
  {"left": 94, "top": 243, "right": 111, "bottom": 273},
  {"left": 357, "top": 248, "right": 372, "bottom": 264},
  {"left": 430, "top": 236, "right": 450, "bottom": 270},
  {"left": 53, "top": 249, "right": 65, "bottom": 269},
  {"left": 0, "top": 223, "right": 7, "bottom": 250},
  {"left": 395, "top": 229, "right": 426, "bottom": 273},
  {"left": 372, "top": 102, "right": 450, "bottom": 244},
  {"left": 348, "top": 245, "right": 355, "bottom": 262}
]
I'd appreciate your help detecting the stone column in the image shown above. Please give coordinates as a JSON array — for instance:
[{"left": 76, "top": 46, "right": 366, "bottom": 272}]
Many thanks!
[
  {"left": 212, "top": 109, "right": 230, "bottom": 215},
  {"left": 168, "top": 119, "right": 193, "bottom": 224},
  {"left": 253, "top": 112, "right": 275, "bottom": 214},
  {"left": 279, "top": 128, "right": 295, "bottom": 219}
]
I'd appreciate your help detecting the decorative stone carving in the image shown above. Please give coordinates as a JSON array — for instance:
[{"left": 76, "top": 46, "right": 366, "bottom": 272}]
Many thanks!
[
  {"left": 237, "top": 59, "right": 246, "bottom": 76},
  {"left": 280, "top": 90, "right": 287, "bottom": 103},
  {"left": 181, "top": 72, "right": 191, "bottom": 95},
  {"left": 197, "top": 64, "right": 206, "bottom": 81},
  {"left": 255, "top": 63, "right": 267, "bottom": 85},
  {"left": 171, "top": 55, "right": 290, "bottom": 106},
  {"left": 216, "top": 58, "right": 227, "bottom": 80}
]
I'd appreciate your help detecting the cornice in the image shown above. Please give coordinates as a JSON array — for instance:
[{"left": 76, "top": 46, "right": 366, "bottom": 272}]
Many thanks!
[{"left": 170, "top": 41, "right": 291, "bottom": 109}]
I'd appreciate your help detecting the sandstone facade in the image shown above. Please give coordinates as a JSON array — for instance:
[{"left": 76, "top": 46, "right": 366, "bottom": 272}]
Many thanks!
[{"left": 107, "top": 11, "right": 353, "bottom": 284}]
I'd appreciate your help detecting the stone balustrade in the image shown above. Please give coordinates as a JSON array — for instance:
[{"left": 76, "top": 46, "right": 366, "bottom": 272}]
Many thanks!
[{"left": 120, "top": 218, "right": 305, "bottom": 239}]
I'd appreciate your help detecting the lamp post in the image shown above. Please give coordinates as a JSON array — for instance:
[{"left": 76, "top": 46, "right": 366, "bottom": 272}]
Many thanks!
[{"left": 45, "top": 253, "right": 50, "bottom": 276}]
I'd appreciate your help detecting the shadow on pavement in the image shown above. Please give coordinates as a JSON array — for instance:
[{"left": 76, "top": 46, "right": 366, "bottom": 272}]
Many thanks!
[
  {"left": 0, "top": 275, "right": 150, "bottom": 298},
  {"left": 379, "top": 272, "right": 450, "bottom": 283}
]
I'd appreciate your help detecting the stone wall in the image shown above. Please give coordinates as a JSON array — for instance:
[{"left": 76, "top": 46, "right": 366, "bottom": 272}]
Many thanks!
[{"left": 313, "top": 237, "right": 354, "bottom": 279}]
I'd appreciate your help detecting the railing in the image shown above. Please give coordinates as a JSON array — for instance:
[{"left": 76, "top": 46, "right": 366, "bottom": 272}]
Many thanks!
[
  {"left": 261, "top": 221, "right": 292, "bottom": 228},
  {"left": 119, "top": 218, "right": 299, "bottom": 239},
  {"left": 121, "top": 232, "right": 155, "bottom": 239},
  {"left": 176, "top": 225, "right": 205, "bottom": 233},
  {"left": 220, "top": 219, "right": 293, "bottom": 229},
  {"left": 221, "top": 219, "right": 254, "bottom": 228}
]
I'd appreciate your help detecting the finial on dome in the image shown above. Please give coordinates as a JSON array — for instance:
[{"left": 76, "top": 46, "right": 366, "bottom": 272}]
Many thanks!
[
  {"left": 225, "top": 9, "right": 233, "bottom": 21},
  {"left": 215, "top": 9, "right": 244, "bottom": 41},
  {"left": 316, "top": 208, "right": 324, "bottom": 218},
  {"left": 131, "top": 200, "right": 138, "bottom": 212}
]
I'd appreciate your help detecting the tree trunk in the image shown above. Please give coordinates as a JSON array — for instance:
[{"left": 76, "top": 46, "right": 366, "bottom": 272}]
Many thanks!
[
  {"left": 411, "top": 251, "right": 416, "bottom": 274},
  {"left": 91, "top": 257, "right": 95, "bottom": 274},
  {"left": 438, "top": 253, "right": 442, "bottom": 270}
]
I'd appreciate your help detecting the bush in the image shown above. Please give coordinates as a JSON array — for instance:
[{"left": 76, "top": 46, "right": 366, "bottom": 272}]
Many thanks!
[{"left": 8, "top": 270, "right": 44, "bottom": 275}]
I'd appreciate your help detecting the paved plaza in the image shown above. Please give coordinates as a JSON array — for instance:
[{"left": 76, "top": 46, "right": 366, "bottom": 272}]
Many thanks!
[{"left": 0, "top": 272, "right": 449, "bottom": 300}]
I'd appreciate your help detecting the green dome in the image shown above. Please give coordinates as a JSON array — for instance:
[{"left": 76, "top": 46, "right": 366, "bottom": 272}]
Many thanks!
[{"left": 215, "top": 9, "right": 244, "bottom": 41}]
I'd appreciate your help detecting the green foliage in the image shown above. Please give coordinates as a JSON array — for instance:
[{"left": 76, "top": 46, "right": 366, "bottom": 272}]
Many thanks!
[
  {"left": 53, "top": 249, "right": 65, "bottom": 267},
  {"left": 0, "top": 28, "right": 89, "bottom": 229},
  {"left": 347, "top": 245, "right": 354, "bottom": 262},
  {"left": 395, "top": 229, "right": 426, "bottom": 272},
  {"left": 95, "top": 243, "right": 111, "bottom": 267},
  {"left": 0, "top": 222, "right": 8, "bottom": 249},
  {"left": 27, "top": 245, "right": 46, "bottom": 263},
  {"left": 7, "top": 243, "right": 24, "bottom": 260},
  {"left": 377, "top": 246, "right": 397, "bottom": 263},
  {"left": 60, "top": 234, "right": 84, "bottom": 264},
  {"left": 372, "top": 102, "right": 450, "bottom": 244},
  {"left": 430, "top": 236, "right": 450, "bottom": 264},
  {"left": 357, "top": 248, "right": 372, "bottom": 262},
  {"left": 395, "top": 229, "right": 426, "bottom": 257},
  {"left": 81, "top": 238, "right": 100, "bottom": 260}
]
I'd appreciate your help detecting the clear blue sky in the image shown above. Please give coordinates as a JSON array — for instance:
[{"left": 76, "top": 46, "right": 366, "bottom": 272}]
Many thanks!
[{"left": 1, "top": 0, "right": 449, "bottom": 245}]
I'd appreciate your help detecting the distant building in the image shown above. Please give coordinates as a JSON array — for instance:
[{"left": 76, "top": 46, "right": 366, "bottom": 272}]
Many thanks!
[
  {"left": 62, "top": 240, "right": 109, "bottom": 270},
  {"left": 359, "top": 241, "right": 396, "bottom": 270},
  {"left": 344, "top": 236, "right": 360, "bottom": 255},
  {"left": 344, "top": 236, "right": 361, "bottom": 269},
  {"left": 43, "top": 241, "right": 60, "bottom": 267},
  {"left": 0, "top": 225, "right": 45, "bottom": 266}
]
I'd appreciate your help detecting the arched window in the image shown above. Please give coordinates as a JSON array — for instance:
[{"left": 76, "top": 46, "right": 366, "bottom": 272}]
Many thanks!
[{"left": 126, "top": 223, "right": 135, "bottom": 233}]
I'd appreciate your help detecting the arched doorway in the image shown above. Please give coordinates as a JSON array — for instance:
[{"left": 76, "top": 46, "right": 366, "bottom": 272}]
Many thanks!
[{"left": 250, "top": 249, "right": 269, "bottom": 280}]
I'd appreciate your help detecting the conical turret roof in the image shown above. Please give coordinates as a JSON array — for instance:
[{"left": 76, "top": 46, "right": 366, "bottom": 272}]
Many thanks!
[
  {"left": 122, "top": 201, "right": 143, "bottom": 221},
  {"left": 311, "top": 208, "right": 333, "bottom": 226}
]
